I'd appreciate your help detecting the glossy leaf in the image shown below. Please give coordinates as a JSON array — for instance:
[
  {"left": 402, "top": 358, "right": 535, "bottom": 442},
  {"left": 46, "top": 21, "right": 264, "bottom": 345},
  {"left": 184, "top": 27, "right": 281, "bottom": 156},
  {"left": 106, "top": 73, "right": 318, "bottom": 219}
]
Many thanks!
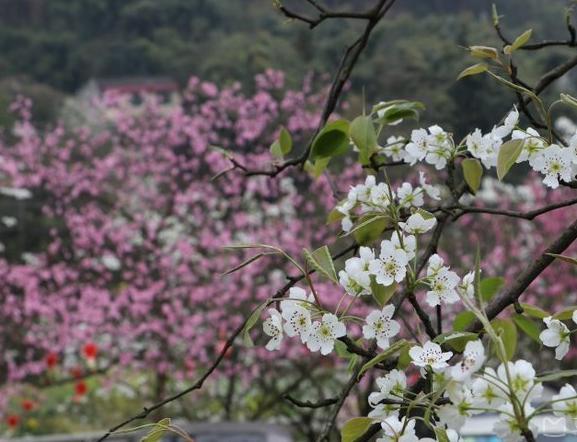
[
  {"left": 457, "top": 63, "right": 488, "bottom": 80},
  {"left": 304, "top": 245, "right": 337, "bottom": 283},
  {"left": 462, "top": 158, "right": 483, "bottom": 194},
  {"left": 341, "top": 417, "right": 373, "bottom": 442},
  {"left": 350, "top": 116, "right": 377, "bottom": 164},
  {"left": 497, "top": 139, "right": 524, "bottom": 181},
  {"left": 310, "top": 120, "right": 350, "bottom": 160}
]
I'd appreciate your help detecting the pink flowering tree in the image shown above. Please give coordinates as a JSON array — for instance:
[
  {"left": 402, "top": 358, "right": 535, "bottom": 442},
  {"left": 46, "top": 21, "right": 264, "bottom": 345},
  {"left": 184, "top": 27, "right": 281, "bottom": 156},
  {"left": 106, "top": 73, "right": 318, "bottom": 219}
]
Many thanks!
[
  {"left": 88, "top": 3, "right": 577, "bottom": 442},
  {"left": 0, "top": 70, "right": 363, "bottom": 435}
]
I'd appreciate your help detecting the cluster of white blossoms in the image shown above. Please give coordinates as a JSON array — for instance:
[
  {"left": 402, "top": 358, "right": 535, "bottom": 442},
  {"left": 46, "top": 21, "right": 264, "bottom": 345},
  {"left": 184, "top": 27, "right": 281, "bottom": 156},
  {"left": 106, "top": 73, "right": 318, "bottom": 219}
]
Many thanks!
[
  {"left": 337, "top": 174, "right": 440, "bottom": 233},
  {"left": 364, "top": 339, "right": 549, "bottom": 442},
  {"left": 377, "top": 107, "right": 577, "bottom": 189},
  {"left": 539, "top": 309, "right": 577, "bottom": 360},
  {"left": 263, "top": 287, "right": 403, "bottom": 354}
]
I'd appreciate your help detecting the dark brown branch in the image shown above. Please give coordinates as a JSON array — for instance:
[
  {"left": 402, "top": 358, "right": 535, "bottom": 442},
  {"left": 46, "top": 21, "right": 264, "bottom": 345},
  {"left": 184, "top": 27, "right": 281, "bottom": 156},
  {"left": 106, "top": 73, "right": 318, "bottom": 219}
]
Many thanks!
[
  {"left": 469, "top": 217, "right": 577, "bottom": 331},
  {"left": 455, "top": 197, "right": 577, "bottom": 221},
  {"left": 239, "top": 0, "right": 397, "bottom": 178},
  {"left": 284, "top": 394, "right": 338, "bottom": 409}
]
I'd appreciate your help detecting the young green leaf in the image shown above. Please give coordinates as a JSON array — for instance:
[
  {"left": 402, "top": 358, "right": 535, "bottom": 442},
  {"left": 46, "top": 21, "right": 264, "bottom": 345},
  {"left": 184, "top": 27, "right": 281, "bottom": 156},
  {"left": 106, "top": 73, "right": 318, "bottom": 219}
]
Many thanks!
[
  {"left": 341, "top": 417, "right": 373, "bottom": 442},
  {"left": 491, "top": 318, "right": 518, "bottom": 361},
  {"left": 351, "top": 215, "right": 389, "bottom": 245},
  {"left": 141, "top": 418, "right": 171, "bottom": 442},
  {"left": 453, "top": 311, "right": 476, "bottom": 331},
  {"left": 304, "top": 245, "right": 337, "bottom": 283},
  {"left": 512, "top": 314, "right": 541, "bottom": 343},
  {"left": 457, "top": 63, "right": 488, "bottom": 80},
  {"left": 357, "top": 339, "right": 408, "bottom": 378},
  {"left": 538, "top": 369, "right": 577, "bottom": 382},
  {"left": 350, "top": 116, "right": 377, "bottom": 164},
  {"left": 520, "top": 303, "right": 550, "bottom": 319},
  {"left": 462, "top": 158, "right": 483, "bottom": 194},
  {"left": 480, "top": 277, "right": 504, "bottom": 302},
  {"left": 279, "top": 126, "right": 292, "bottom": 155},
  {"left": 434, "top": 331, "right": 478, "bottom": 352},
  {"left": 310, "top": 120, "right": 350, "bottom": 160},
  {"left": 242, "top": 300, "right": 271, "bottom": 347},
  {"left": 553, "top": 306, "right": 577, "bottom": 321},
  {"left": 469, "top": 46, "right": 499, "bottom": 60},
  {"left": 497, "top": 139, "right": 524, "bottom": 181},
  {"left": 505, "top": 29, "right": 533, "bottom": 54},
  {"left": 546, "top": 253, "right": 577, "bottom": 266},
  {"left": 371, "top": 278, "right": 397, "bottom": 307}
]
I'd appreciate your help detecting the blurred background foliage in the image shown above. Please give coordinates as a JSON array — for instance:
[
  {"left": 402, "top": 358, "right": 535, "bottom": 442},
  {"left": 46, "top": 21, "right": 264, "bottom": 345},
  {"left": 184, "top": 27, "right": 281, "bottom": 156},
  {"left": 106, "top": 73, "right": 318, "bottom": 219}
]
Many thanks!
[{"left": 0, "top": 0, "right": 576, "bottom": 133}]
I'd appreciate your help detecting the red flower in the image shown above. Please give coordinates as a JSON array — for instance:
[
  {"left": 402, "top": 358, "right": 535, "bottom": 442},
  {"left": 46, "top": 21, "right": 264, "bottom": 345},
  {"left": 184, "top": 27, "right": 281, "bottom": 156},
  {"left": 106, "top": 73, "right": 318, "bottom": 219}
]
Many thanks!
[
  {"left": 82, "top": 342, "right": 98, "bottom": 360},
  {"left": 45, "top": 352, "right": 58, "bottom": 369},
  {"left": 74, "top": 380, "right": 88, "bottom": 396},
  {"left": 69, "top": 366, "right": 83, "bottom": 379},
  {"left": 6, "top": 415, "right": 20, "bottom": 428},
  {"left": 21, "top": 400, "right": 35, "bottom": 412}
]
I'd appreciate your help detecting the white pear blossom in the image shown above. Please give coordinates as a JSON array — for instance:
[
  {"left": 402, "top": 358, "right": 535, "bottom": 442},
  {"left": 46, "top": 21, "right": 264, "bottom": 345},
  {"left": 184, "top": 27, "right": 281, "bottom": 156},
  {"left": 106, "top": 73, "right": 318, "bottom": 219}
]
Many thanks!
[
  {"left": 425, "top": 125, "right": 452, "bottom": 170},
  {"left": 425, "top": 254, "right": 460, "bottom": 306},
  {"left": 371, "top": 182, "right": 396, "bottom": 208},
  {"left": 263, "top": 308, "right": 284, "bottom": 351},
  {"left": 378, "top": 414, "right": 418, "bottom": 442},
  {"left": 493, "top": 403, "right": 537, "bottom": 442},
  {"left": 409, "top": 341, "right": 452, "bottom": 371},
  {"left": 339, "top": 250, "right": 374, "bottom": 297},
  {"left": 363, "top": 305, "right": 401, "bottom": 349},
  {"left": 540, "top": 316, "right": 570, "bottom": 360},
  {"left": 496, "top": 359, "right": 542, "bottom": 401},
  {"left": 492, "top": 107, "right": 519, "bottom": 139},
  {"left": 391, "top": 231, "right": 416, "bottom": 260},
  {"left": 280, "top": 286, "right": 314, "bottom": 313},
  {"left": 471, "top": 367, "right": 506, "bottom": 408},
  {"left": 379, "top": 136, "right": 408, "bottom": 162},
  {"left": 437, "top": 387, "right": 479, "bottom": 431},
  {"left": 450, "top": 339, "right": 485, "bottom": 381},
  {"left": 552, "top": 384, "right": 577, "bottom": 421},
  {"left": 405, "top": 128, "right": 429, "bottom": 164},
  {"left": 512, "top": 127, "right": 546, "bottom": 166},
  {"left": 400, "top": 213, "right": 436, "bottom": 235},
  {"left": 532, "top": 145, "right": 574, "bottom": 188},
  {"left": 369, "top": 240, "right": 409, "bottom": 286},
  {"left": 419, "top": 171, "right": 441, "bottom": 200},
  {"left": 368, "top": 369, "right": 407, "bottom": 407},
  {"left": 573, "top": 309, "right": 577, "bottom": 325},
  {"left": 396, "top": 182, "right": 424, "bottom": 208},
  {"left": 425, "top": 267, "right": 460, "bottom": 307},
  {"left": 305, "top": 313, "right": 346, "bottom": 355},
  {"left": 457, "top": 271, "right": 475, "bottom": 298}
]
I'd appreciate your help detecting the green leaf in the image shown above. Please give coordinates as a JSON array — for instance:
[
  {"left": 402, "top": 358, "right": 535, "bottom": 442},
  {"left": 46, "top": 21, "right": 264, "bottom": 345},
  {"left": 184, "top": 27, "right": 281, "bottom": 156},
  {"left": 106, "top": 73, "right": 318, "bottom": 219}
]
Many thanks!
[
  {"left": 242, "top": 301, "right": 270, "bottom": 347},
  {"left": 497, "top": 139, "right": 524, "bottom": 181},
  {"left": 520, "top": 303, "right": 550, "bottom": 319},
  {"left": 491, "top": 318, "right": 518, "bottom": 361},
  {"left": 434, "top": 332, "right": 478, "bottom": 352},
  {"left": 453, "top": 311, "right": 476, "bottom": 331},
  {"left": 553, "top": 306, "right": 577, "bottom": 321},
  {"left": 434, "top": 428, "right": 451, "bottom": 442},
  {"left": 462, "top": 158, "right": 483, "bottom": 194},
  {"left": 505, "top": 29, "right": 533, "bottom": 54},
  {"left": 341, "top": 417, "right": 373, "bottom": 442},
  {"left": 396, "top": 343, "right": 412, "bottom": 369},
  {"left": 480, "top": 277, "right": 505, "bottom": 302},
  {"left": 373, "top": 100, "right": 425, "bottom": 125},
  {"left": 469, "top": 46, "right": 499, "bottom": 60},
  {"left": 512, "top": 314, "right": 541, "bottom": 343},
  {"left": 351, "top": 215, "right": 389, "bottom": 245},
  {"left": 371, "top": 278, "right": 397, "bottom": 307},
  {"left": 334, "top": 339, "right": 352, "bottom": 358},
  {"left": 304, "top": 245, "right": 337, "bottom": 283},
  {"left": 547, "top": 253, "right": 577, "bottom": 266},
  {"left": 538, "top": 369, "right": 577, "bottom": 382},
  {"left": 415, "top": 208, "right": 436, "bottom": 220},
  {"left": 457, "top": 63, "right": 488, "bottom": 80},
  {"left": 358, "top": 339, "right": 407, "bottom": 378},
  {"left": 141, "top": 418, "right": 171, "bottom": 442},
  {"left": 350, "top": 116, "right": 377, "bottom": 164},
  {"left": 327, "top": 207, "right": 345, "bottom": 224},
  {"left": 279, "top": 126, "right": 292, "bottom": 155},
  {"left": 310, "top": 120, "right": 350, "bottom": 160},
  {"left": 304, "top": 157, "right": 331, "bottom": 178}
]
